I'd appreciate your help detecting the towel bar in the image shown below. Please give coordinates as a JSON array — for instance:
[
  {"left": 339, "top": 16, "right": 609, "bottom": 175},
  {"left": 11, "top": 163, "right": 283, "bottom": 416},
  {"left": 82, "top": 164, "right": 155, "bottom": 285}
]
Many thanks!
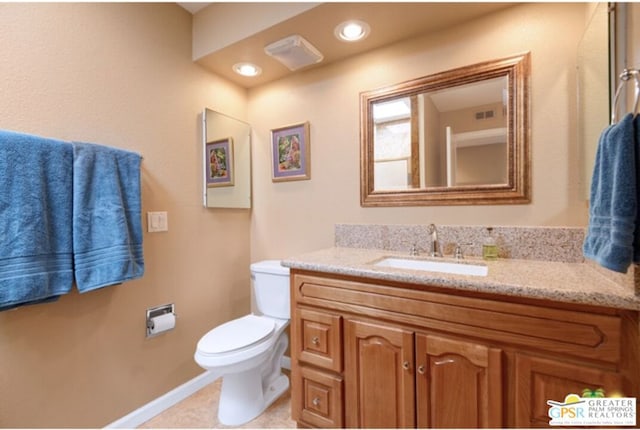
[{"left": 611, "top": 68, "right": 640, "bottom": 124}]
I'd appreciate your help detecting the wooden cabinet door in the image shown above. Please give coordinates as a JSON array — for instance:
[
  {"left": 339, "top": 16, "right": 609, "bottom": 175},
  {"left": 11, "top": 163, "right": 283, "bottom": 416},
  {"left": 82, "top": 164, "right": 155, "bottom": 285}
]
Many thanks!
[
  {"left": 416, "top": 334, "right": 503, "bottom": 428},
  {"left": 344, "top": 319, "right": 415, "bottom": 428},
  {"left": 515, "top": 354, "right": 624, "bottom": 427}
]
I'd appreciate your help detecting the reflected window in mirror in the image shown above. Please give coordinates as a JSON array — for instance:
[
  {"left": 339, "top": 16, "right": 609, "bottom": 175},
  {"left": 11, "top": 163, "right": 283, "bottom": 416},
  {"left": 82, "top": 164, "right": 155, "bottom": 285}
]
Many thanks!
[
  {"left": 361, "top": 53, "right": 530, "bottom": 206},
  {"left": 373, "top": 97, "right": 416, "bottom": 190}
]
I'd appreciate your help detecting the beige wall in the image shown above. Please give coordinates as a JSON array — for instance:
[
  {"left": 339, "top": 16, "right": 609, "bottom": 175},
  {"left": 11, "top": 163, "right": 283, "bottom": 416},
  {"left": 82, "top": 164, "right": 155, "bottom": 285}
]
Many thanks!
[
  {"left": 627, "top": 4, "right": 640, "bottom": 74},
  {"left": 249, "top": 3, "right": 591, "bottom": 262},
  {"left": 0, "top": 2, "right": 602, "bottom": 427},
  {"left": 0, "top": 3, "right": 250, "bottom": 427},
  {"left": 456, "top": 143, "right": 508, "bottom": 186},
  {"left": 192, "top": 2, "right": 318, "bottom": 60}
]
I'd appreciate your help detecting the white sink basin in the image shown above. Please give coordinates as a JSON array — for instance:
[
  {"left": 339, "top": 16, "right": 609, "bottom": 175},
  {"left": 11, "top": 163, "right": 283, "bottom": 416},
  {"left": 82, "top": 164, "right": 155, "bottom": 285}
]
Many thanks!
[{"left": 374, "top": 257, "right": 488, "bottom": 277}]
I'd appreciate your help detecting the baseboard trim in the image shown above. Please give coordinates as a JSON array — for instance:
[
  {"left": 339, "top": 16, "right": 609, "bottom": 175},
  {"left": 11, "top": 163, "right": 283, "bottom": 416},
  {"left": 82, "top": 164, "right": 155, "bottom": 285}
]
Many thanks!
[
  {"left": 104, "top": 370, "right": 218, "bottom": 428},
  {"left": 104, "top": 356, "right": 291, "bottom": 428}
]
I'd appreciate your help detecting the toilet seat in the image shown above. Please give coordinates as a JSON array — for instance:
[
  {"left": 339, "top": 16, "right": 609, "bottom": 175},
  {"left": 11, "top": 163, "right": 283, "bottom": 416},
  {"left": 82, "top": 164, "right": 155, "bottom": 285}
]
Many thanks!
[{"left": 197, "top": 314, "right": 275, "bottom": 356}]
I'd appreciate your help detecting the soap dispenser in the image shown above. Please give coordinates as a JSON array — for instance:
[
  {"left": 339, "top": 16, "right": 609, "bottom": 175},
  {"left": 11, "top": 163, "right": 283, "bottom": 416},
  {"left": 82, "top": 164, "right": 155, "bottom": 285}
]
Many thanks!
[{"left": 482, "top": 227, "right": 498, "bottom": 261}]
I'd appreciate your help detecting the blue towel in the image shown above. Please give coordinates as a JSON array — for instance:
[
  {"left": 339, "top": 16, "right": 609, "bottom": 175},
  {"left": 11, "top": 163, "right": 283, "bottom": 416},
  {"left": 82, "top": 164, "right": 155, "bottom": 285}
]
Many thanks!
[
  {"left": 635, "top": 115, "right": 640, "bottom": 262},
  {"left": 583, "top": 113, "right": 637, "bottom": 273},
  {"left": 72, "top": 142, "right": 144, "bottom": 292},
  {"left": 0, "top": 130, "right": 74, "bottom": 311}
]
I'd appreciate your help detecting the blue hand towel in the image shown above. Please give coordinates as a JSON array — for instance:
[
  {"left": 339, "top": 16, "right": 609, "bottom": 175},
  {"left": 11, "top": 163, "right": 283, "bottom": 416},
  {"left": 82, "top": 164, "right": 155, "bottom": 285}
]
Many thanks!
[
  {"left": 0, "top": 130, "right": 74, "bottom": 311},
  {"left": 583, "top": 113, "right": 637, "bottom": 273},
  {"left": 72, "top": 142, "right": 144, "bottom": 292},
  {"left": 635, "top": 115, "right": 640, "bottom": 262}
]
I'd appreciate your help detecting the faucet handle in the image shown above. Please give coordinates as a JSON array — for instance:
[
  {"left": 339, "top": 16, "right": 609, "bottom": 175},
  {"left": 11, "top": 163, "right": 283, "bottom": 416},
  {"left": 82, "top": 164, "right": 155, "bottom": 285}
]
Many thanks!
[
  {"left": 454, "top": 242, "right": 473, "bottom": 259},
  {"left": 409, "top": 243, "right": 422, "bottom": 256}
]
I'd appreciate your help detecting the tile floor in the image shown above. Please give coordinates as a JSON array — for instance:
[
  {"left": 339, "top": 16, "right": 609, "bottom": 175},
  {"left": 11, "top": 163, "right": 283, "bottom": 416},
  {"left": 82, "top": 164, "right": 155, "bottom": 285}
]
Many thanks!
[{"left": 138, "top": 377, "right": 296, "bottom": 428}]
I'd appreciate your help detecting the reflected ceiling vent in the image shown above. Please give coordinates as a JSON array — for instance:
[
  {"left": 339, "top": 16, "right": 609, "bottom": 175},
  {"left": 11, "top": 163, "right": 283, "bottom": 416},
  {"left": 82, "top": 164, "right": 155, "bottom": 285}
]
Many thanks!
[{"left": 264, "top": 35, "right": 324, "bottom": 71}]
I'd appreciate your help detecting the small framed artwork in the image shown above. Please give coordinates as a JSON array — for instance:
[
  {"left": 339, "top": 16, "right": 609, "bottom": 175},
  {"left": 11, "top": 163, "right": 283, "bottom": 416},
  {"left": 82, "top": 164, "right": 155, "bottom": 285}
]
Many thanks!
[
  {"left": 206, "top": 137, "right": 234, "bottom": 187},
  {"left": 271, "top": 122, "right": 310, "bottom": 182}
]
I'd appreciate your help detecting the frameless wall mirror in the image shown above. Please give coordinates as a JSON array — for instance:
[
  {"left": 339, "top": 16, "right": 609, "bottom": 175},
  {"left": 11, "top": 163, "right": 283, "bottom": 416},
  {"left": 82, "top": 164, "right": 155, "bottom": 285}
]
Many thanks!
[
  {"left": 360, "top": 52, "right": 530, "bottom": 206},
  {"left": 203, "top": 108, "right": 251, "bottom": 208},
  {"left": 578, "top": 2, "right": 614, "bottom": 199}
]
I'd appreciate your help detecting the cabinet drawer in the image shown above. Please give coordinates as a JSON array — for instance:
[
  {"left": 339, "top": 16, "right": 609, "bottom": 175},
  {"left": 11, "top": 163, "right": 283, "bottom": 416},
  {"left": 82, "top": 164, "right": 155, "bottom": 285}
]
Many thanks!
[
  {"left": 295, "top": 308, "right": 343, "bottom": 372},
  {"left": 295, "top": 366, "right": 344, "bottom": 428}
]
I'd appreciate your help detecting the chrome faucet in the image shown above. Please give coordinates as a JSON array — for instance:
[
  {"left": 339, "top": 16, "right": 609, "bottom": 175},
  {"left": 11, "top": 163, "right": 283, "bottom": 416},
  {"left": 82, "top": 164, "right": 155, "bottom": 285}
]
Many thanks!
[{"left": 427, "top": 223, "right": 443, "bottom": 257}]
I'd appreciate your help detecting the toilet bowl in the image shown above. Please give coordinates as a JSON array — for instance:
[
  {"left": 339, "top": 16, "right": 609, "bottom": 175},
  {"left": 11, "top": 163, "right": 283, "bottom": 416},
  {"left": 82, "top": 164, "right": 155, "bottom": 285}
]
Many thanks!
[{"left": 194, "top": 260, "right": 290, "bottom": 426}]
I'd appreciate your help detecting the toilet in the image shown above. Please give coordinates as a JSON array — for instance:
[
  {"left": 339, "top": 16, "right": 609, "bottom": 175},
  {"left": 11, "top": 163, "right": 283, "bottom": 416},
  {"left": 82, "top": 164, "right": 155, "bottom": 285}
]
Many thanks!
[{"left": 194, "top": 260, "right": 290, "bottom": 426}]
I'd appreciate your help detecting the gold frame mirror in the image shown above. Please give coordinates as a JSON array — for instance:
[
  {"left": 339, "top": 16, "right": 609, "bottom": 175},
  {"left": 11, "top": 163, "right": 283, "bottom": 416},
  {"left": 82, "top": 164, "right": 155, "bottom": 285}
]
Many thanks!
[{"left": 360, "top": 52, "right": 530, "bottom": 206}]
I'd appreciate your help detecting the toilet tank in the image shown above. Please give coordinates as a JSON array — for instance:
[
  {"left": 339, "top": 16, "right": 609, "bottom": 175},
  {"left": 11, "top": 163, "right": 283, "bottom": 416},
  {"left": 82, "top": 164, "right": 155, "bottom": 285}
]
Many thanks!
[{"left": 251, "top": 260, "right": 290, "bottom": 319}]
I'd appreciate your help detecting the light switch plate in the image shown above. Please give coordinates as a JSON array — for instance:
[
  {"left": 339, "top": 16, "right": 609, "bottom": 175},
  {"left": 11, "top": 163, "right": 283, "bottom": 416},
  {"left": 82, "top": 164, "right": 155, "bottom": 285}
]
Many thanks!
[{"left": 147, "top": 211, "right": 168, "bottom": 233}]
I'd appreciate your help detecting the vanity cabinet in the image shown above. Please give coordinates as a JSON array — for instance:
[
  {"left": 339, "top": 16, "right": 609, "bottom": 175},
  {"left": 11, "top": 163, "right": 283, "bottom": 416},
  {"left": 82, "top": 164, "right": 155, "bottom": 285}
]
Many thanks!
[{"left": 290, "top": 269, "right": 639, "bottom": 428}]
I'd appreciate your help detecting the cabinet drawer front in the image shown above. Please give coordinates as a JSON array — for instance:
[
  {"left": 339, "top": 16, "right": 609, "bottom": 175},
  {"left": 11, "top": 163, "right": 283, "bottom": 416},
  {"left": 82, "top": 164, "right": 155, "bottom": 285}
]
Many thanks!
[
  {"left": 293, "top": 273, "right": 622, "bottom": 364},
  {"left": 298, "top": 366, "right": 344, "bottom": 428},
  {"left": 295, "top": 308, "right": 343, "bottom": 372}
]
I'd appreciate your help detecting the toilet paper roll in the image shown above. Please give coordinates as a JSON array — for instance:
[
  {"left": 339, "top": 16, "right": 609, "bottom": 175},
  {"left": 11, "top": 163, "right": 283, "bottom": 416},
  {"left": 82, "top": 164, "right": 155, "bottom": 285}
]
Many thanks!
[{"left": 149, "top": 313, "right": 176, "bottom": 335}]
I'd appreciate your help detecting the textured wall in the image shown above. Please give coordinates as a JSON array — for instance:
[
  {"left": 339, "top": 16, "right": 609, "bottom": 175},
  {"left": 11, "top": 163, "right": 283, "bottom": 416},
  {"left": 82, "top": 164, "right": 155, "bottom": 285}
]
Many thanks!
[
  {"left": 0, "top": 3, "right": 250, "bottom": 427},
  {"left": 248, "top": 3, "right": 592, "bottom": 262}
]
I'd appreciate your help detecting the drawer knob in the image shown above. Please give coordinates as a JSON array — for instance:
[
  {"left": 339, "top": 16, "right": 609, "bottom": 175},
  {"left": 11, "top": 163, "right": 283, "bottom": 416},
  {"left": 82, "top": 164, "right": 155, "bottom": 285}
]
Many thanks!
[
  {"left": 418, "top": 365, "right": 425, "bottom": 374},
  {"left": 402, "top": 361, "right": 410, "bottom": 370},
  {"left": 312, "top": 397, "right": 321, "bottom": 406},
  {"left": 311, "top": 336, "right": 320, "bottom": 346}
]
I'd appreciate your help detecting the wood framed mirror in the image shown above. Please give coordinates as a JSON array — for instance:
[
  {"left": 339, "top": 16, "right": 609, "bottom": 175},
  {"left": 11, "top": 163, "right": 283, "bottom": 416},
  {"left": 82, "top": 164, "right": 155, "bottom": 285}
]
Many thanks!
[{"left": 360, "top": 52, "right": 530, "bottom": 206}]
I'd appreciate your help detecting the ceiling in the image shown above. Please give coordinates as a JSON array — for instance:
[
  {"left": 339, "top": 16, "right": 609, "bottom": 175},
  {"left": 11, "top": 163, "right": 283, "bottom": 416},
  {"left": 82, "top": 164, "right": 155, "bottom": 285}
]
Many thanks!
[
  {"left": 178, "top": 2, "right": 210, "bottom": 14},
  {"left": 181, "top": 3, "right": 517, "bottom": 89}
]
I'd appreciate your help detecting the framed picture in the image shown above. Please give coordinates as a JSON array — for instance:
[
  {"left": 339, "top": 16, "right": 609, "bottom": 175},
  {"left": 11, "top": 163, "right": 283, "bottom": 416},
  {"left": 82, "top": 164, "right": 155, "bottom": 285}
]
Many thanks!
[
  {"left": 271, "top": 122, "right": 310, "bottom": 182},
  {"left": 206, "top": 137, "right": 234, "bottom": 187}
]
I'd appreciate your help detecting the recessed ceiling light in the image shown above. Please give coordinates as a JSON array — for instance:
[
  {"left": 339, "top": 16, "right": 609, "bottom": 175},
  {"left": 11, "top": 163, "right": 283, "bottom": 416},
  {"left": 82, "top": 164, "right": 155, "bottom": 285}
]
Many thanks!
[
  {"left": 232, "top": 62, "right": 262, "bottom": 77},
  {"left": 335, "top": 20, "right": 370, "bottom": 42}
]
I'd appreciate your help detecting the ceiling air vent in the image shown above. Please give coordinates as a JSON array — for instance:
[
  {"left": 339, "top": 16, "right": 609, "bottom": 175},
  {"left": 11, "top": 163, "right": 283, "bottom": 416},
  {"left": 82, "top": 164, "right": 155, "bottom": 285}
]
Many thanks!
[
  {"left": 264, "top": 35, "right": 324, "bottom": 71},
  {"left": 475, "top": 109, "right": 495, "bottom": 120}
]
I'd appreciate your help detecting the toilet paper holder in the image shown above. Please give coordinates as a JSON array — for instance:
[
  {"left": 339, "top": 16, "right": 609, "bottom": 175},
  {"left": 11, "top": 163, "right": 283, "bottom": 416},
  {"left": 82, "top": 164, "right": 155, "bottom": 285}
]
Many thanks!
[{"left": 146, "top": 303, "right": 176, "bottom": 338}]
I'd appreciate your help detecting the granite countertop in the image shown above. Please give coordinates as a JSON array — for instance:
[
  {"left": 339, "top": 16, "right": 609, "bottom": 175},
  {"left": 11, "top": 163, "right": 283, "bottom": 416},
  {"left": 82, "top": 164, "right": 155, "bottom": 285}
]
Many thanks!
[{"left": 282, "top": 247, "right": 640, "bottom": 311}]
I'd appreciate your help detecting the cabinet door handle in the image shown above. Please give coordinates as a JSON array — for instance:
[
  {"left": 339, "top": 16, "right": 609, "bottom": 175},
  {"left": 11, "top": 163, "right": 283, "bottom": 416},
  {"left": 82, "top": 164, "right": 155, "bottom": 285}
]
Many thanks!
[
  {"left": 311, "top": 336, "right": 320, "bottom": 346},
  {"left": 312, "top": 397, "right": 321, "bottom": 406},
  {"left": 417, "top": 365, "right": 425, "bottom": 374},
  {"left": 402, "top": 361, "right": 410, "bottom": 370}
]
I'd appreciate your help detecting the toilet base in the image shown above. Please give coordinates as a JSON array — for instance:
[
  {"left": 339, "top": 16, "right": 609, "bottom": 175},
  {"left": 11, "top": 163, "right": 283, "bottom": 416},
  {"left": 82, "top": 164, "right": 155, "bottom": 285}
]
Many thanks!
[
  {"left": 216, "top": 331, "right": 290, "bottom": 426},
  {"left": 218, "top": 369, "right": 289, "bottom": 425}
]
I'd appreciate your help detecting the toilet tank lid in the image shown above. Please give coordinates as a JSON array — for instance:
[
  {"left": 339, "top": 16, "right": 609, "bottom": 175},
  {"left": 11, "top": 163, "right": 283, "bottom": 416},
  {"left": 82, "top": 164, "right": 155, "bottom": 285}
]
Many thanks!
[{"left": 250, "top": 260, "right": 289, "bottom": 276}]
